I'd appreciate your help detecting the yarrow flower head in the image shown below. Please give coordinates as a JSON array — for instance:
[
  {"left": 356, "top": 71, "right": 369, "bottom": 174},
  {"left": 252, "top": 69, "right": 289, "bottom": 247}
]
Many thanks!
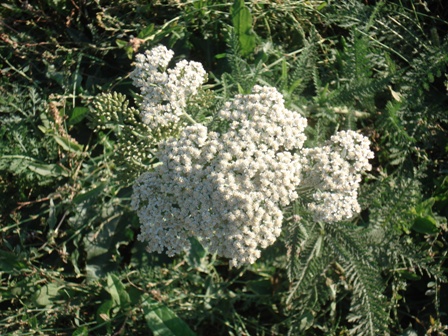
[
  {"left": 130, "top": 46, "right": 375, "bottom": 267},
  {"left": 132, "top": 85, "right": 308, "bottom": 267},
  {"left": 300, "top": 130, "right": 374, "bottom": 223},
  {"left": 130, "top": 45, "right": 207, "bottom": 134}
]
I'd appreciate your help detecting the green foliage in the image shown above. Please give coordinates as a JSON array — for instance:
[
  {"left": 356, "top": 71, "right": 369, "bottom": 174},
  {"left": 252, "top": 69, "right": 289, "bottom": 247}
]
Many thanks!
[
  {"left": 1, "top": 0, "right": 448, "bottom": 335},
  {"left": 231, "top": 0, "right": 257, "bottom": 57},
  {"left": 142, "top": 295, "right": 197, "bottom": 336},
  {"left": 0, "top": 86, "right": 60, "bottom": 185},
  {"left": 285, "top": 216, "right": 390, "bottom": 335}
]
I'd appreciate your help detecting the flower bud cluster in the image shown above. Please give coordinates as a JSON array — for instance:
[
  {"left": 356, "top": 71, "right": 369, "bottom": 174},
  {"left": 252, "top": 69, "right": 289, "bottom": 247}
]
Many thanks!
[
  {"left": 132, "top": 86, "right": 308, "bottom": 267},
  {"left": 89, "top": 92, "right": 155, "bottom": 180},
  {"left": 130, "top": 45, "right": 207, "bottom": 133},
  {"left": 300, "top": 130, "right": 374, "bottom": 223}
]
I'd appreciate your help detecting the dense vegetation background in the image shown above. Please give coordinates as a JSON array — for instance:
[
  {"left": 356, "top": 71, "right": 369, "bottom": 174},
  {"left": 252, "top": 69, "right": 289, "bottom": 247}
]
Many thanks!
[{"left": 1, "top": 0, "right": 447, "bottom": 335}]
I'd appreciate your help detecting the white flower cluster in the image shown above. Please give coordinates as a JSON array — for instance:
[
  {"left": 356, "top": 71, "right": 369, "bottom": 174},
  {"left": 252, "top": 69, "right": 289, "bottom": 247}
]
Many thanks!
[
  {"left": 300, "top": 130, "right": 374, "bottom": 223},
  {"left": 129, "top": 46, "right": 375, "bottom": 266},
  {"left": 130, "top": 45, "right": 206, "bottom": 132},
  {"left": 132, "top": 86, "right": 308, "bottom": 267}
]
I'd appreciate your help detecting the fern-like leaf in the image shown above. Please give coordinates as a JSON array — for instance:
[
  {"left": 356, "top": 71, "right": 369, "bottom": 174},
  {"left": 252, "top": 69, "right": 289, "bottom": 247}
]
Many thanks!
[
  {"left": 286, "top": 29, "right": 319, "bottom": 97},
  {"left": 325, "top": 223, "right": 389, "bottom": 336},
  {"left": 286, "top": 223, "right": 328, "bottom": 304}
]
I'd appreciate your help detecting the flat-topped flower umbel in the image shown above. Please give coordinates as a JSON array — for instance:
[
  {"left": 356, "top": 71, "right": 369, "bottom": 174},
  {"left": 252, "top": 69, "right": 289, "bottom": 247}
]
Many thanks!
[
  {"left": 300, "top": 130, "right": 374, "bottom": 223},
  {"left": 132, "top": 85, "right": 308, "bottom": 267},
  {"left": 131, "top": 46, "right": 374, "bottom": 267},
  {"left": 130, "top": 45, "right": 207, "bottom": 134}
]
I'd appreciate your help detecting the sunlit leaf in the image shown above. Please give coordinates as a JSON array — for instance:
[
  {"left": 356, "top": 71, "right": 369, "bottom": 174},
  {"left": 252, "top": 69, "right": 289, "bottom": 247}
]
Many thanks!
[
  {"left": 142, "top": 296, "right": 196, "bottom": 336},
  {"left": 231, "top": 0, "right": 256, "bottom": 56}
]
